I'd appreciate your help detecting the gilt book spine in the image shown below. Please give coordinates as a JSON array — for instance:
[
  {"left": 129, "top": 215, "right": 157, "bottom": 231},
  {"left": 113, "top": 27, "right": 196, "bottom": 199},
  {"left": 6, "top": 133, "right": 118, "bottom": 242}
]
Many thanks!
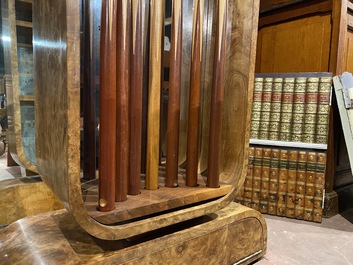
[
  {"left": 315, "top": 76, "right": 331, "bottom": 144},
  {"left": 277, "top": 149, "right": 288, "bottom": 216},
  {"left": 259, "top": 148, "right": 271, "bottom": 213},
  {"left": 243, "top": 147, "right": 255, "bottom": 208},
  {"left": 302, "top": 77, "right": 319, "bottom": 143},
  {"left": 294, "top": 151, "right": 307, "bottom": 220},
  {"left": 259, "top": 78, "right": 273, "bottom": 140},
  {"left": 291, "top": 77, "right": 306, "bottom": 142},
  {"left": 279, "top": 77, "right": 295, "bottom": 141},
  {"left": 252, "top": 147, "right": 263, "bottom": 211},
  {"left": 250, "top": 77, "right": 264, "bottom": 139},
  {"left": 268, "top": 148, "right": 280, "bottom": 215},
  {"left": 313, "top": 152, "right": 326, "bottom": 222},
  {"left": 286, "top": 150, "right": 298, "bottom": 218},
  {"left": 303, "top": 152, "right": 317, "bottom": 221},
  {"left": 269, "top": 78, "right": 283, "bottom": 140}
]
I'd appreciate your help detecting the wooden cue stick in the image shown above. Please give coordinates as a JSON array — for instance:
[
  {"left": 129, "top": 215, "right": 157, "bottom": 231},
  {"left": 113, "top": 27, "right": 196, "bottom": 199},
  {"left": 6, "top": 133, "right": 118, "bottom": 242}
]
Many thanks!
[
  {"left": 185, "top": 0, "right": 204, "bottom": 187},
  {"left": 145, "top": 0, "right": 164, "bottom": 190},
  {"left": 165, "top": 0, "right": 183, "bottom": 187},
  {"left": 129, "top": 0, "right": 143, "bottom": 195},
  {"left": 116, "top": 0, "right": 130, "bottom": 202},
  {"left": 207, "top": 0, "right": 227, "bottom": 188},
  {"left": 83, "top": 0, "right": 97, "bottom": 180},
  {"left": 98, "top": 0, "right": 117, "bottom": 211}
]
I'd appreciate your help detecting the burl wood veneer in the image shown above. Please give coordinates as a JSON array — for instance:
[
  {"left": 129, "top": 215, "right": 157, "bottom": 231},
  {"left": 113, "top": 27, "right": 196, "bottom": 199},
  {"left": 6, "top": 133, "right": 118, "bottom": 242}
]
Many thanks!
[
  {"left": 32, "top": 0, "right": 262, "bottom": 246},
  {"left": 0, "top": 202, "right": 266, "bottom": 265}
]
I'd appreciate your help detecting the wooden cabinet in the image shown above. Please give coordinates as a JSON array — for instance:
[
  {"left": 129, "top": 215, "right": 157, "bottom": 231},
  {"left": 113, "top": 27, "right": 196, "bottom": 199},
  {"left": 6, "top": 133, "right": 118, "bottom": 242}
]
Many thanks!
[{"left": 256, "top": 0, "right": 353, "bottom": 216}]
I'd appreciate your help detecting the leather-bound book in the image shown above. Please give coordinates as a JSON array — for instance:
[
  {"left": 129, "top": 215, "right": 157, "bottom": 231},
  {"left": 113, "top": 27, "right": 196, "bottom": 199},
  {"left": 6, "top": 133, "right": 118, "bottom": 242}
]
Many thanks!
[
  {"left": 294, "top": 151, "right": 307, "bottom": 219},
  {"left": 291, "top": 77, "right": 306, "bottom": 142},
  {"left": 259, "top": 148, "right": 271, "bottom": 213},
  {"left": 315, "top": 76, "right": 331, "bottom": 144},
  {"left": 252, "top": 147, "right": 263, "bottom": 211},
  {"left": 243, "top": 147, "right": 255, "bottom": 208},
  {"left": 285, "top": 150, "right": 298, "bottom": 218},
  {"left": 313, "top": 152, "right": 326, "bottom": 222},
  {"left": 250, "top": 77, "right": 264, "bottom": 139},
  {"left": 279, "top": 77, "right": 295, "bottom": 141},
  {"left": 303, "top": 152, "right": 317, "bottom": 221},
  {"left": 269, "top": 77, "right": 283, "bottom": 140},
  {"left": 302, "top": 77, "right": 319, "bottom": 143},
  {"left": 259, "top": 78, "right": 273, "bottom": 140},
  {"left": 277, "top": 149, "right": 288, "bottom": 216},
  {"left": 268, "top": 148, "right": 280, "bottom": 215}
]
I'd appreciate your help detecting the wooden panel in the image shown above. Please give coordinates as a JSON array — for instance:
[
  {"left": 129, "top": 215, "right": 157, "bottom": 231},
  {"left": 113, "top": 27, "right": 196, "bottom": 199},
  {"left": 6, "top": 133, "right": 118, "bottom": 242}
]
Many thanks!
[
  {"left": 256, "top": 14, "right": 331, "bottom": 73},
  {"left": 260, "top": 0, "right": 305, "bottom": 13},
  {"left": 344, "top": 30, "right": 353, "bottom": 72}
]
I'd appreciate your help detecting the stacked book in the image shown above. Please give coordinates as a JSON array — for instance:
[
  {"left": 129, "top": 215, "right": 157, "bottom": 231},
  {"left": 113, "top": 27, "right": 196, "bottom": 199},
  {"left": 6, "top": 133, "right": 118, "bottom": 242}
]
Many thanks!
[
  {"left": 240, "top": 146, "right": 326, "bottom": 223},
  {"left": 250, "top": 73, "right": 332, "bottom": 144}
]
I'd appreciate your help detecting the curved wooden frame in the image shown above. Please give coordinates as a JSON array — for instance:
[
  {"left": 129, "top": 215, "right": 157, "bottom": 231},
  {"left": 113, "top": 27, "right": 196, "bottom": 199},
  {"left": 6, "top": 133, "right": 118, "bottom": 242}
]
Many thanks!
[
  {"left": 33, "top": 0, "right": 259, "bottom": 240},
  {"left": 2, "top": 0, "right": 37, "bottom": 173}
]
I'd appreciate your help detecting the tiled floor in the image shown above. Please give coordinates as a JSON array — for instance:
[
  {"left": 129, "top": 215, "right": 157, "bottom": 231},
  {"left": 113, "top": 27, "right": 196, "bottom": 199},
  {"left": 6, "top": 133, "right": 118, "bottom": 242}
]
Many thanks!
[{"left": 1, "top": 151, "right": 353, "bottom": 264}]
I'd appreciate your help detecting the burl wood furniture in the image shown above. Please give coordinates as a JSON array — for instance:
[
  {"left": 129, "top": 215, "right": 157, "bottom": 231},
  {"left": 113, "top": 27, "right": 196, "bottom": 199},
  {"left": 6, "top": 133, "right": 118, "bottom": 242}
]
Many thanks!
[
  {"left": 256, "top": 0, "right": 353, "bottom": 216},
  {"left": 1, "top": 0, "right": 36, "bottom": 173},
  {"left": 0, "top": 0, "right": 267, "bottom": 264}
]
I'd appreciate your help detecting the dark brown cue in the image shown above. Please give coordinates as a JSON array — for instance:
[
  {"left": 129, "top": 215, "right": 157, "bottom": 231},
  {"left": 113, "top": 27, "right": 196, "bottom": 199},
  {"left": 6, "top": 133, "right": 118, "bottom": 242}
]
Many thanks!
[
  {"left": 129, "top": 0, "right": 143, "bottom": 195},
  {"left": 185, "top": 0, "right": 204, "bottom": 187},
  {"left": 116, "top": 0, "right": 130, "bottom": 202},
  {"left": 207, "top": 0, "right": 227, "bottom": 188},
  {"left": 145, "top": 0, "right": 164, "bottom": 190},
  {"left": 83, "top": 0, "right": 97, "bottom": 180},
  {"left": 98, "top": 0, "right": 117, "bottom": 211},
  {"left": 165, "top": 1, "right": 183, "bottom": 187}
]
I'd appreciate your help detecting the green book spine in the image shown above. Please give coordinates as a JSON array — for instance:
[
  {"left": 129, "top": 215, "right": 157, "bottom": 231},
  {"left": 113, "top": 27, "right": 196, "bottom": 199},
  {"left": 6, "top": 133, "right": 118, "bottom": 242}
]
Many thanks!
[
  {"left": 259, "top": 78, "right": 273, "bottom": 140},
  {"left": 315, "top": 76, "right": 331, "bottom": 144},
  {"left": 285, "top": 150, "right": 298, "bottom": 218},
  {"left": 291, "top": 77, "right": 306, "bottom": 142},
  {"left": 277, "top": 149, "right": 288, "bottom": 216},
  {"left": 294, "top": 151, "right": 307, "bottom": 220},
  {"left": 279, "top": 77, "right": 295, "bottom": 141},
  {"left": 268, "top": 148, "right": 280, "bottom": 215},
  {"left": 313, "top": 152, "right": 326, "bottom": 222},
  {"left": 303, "top": 152, "right": 317, "bottom": 221},
  {"left": 302, "top": 77, "right": 319, "bottom": 143},
  {"left": 243, "top": 147, "right": 255, "bottom": 208},
  {"left": 259, "top": 148, "right": 271, "bottom": 213},
  {"left": 251, "top": 147, "right": 263, "bottom": 211},
  {"left": 269, "top": 78, "right": 283, "bottom": 140},
  {"left": 250, "top": 77, "right": 264, "bottom": 139}
]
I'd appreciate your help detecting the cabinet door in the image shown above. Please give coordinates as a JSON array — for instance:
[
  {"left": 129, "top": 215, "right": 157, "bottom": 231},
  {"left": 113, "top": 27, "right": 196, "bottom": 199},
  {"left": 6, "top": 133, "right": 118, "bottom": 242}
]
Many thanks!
[
  {"left": 343, "top": 30, "right": 353, "bottom": 73},
  {"left": 256, "top": 14, "right": 331, "bottom": 73}
]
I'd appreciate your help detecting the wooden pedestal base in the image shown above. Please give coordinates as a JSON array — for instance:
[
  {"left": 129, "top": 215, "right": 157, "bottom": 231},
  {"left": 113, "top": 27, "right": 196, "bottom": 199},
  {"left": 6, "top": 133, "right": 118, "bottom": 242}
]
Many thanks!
[{"left": 0, "top": 202, "right": 267, "bottom": 264}]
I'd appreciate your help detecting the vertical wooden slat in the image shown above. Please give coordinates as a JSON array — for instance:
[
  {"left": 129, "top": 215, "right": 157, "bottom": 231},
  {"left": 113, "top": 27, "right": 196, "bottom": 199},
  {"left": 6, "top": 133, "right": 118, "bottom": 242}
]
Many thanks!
[
  {"left": 207, "top": 0, "right": 227, "bottom": 188},
  {"left": 83, "top": 0, "right": 97, "bottom": 180},
  {"left": 98, "top": 0, "right": 117, "bottom": 211},
  {"left": 145, "top": 0, "right": 164, "bottom": 190},
  {"left": 115, "top": 0, "right": 130, "bottom": 202},
  {"left": 129, "top": 0, "right": 143, "bottom": 195},
  {"left": 165, "top": 0, "right": 183, "bottom": 188},
  {"left": 185, "top": 0, "right": 204, "bottom": 187}
]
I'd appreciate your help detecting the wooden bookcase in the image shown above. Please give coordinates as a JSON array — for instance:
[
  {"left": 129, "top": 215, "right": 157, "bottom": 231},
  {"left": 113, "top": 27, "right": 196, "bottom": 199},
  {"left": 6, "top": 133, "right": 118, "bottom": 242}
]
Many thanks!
[{"left": 256, "top": 0, "right": 353, "bottom": 216}]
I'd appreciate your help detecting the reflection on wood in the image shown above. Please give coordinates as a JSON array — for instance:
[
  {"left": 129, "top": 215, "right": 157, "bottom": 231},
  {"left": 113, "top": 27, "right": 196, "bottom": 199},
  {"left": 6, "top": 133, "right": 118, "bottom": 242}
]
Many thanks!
[
  {"left": 186, "top": 0, "right": 204, "bottom": 187},
  {"left": 165, "top": 1, "right": 182, "bottom": 188},
  {"left": 129, "top": 0, "right": 143, "bottom": 195},
  {"left": 207, "top": 0, "right": 227, "bottom": 188},
  {"left": 98, "top": 0, "right": 117, "bottom": 211},
  {"left": 145, "top": 0, "right": 164, "bottom": 190}
]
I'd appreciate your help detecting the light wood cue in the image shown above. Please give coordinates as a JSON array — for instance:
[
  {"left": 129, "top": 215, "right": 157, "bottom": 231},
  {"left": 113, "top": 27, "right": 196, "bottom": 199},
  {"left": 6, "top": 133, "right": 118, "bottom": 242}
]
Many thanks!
[
  {"left": 207, "top": 0, "right": 227, "bottom": 188},
  {"left": 186, "top": 0, "right": 204, "bottom": 187},
  {"left": 116, "top": 0, "right": 130, "bottom": 202},
  {"left": 165, "top": 0, "right": 183, "bottom": 188},
  {"left": 145, "top": 0, "right": 164, "bottom": 190},
  {"left": 129, "top": 0, "right": 143, "bottom": 195},
  {"left": 98, "top": 0, "right": 117, "bottom": 211},
  {"left": 83, "top": 0, "right": 96, "bottom": 180}
]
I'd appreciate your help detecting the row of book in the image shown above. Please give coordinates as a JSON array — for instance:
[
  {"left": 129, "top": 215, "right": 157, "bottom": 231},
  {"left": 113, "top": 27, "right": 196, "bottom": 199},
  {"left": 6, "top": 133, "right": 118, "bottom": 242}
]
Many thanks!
[
  {"left": 250, "top": 73, "right": 332, "bottom": 144},
  {"left": 237, "top": 146, "right": 326, "bottom": 223}
]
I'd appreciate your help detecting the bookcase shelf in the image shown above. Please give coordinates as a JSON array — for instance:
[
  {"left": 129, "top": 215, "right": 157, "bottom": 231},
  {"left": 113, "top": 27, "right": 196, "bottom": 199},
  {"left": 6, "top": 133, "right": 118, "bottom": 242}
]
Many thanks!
[{"left": 250, "top": 139, "right": 327, "bottom": 150}]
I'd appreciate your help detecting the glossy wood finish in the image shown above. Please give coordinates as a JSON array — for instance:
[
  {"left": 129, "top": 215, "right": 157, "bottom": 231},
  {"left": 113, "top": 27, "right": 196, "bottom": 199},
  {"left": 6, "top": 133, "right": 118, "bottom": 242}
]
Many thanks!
[
  {"left": 2, "top": 0, "right": 37, "bottom": 173},
  {"left": 145, "top": 0, "right": 164, "bottom": 190},
  {"left": 82, "top": 0, "right": 97, "bottom": 181},
  {"left": 129, "top": 0, "right": 143, "bottom": 195},
  {"left": 207, "top": 0, "right": 227, "bottom": 188},
  {"left": 0, "top": 203, "right": 267, "bottom": 265},
  {"left": 165, "top": 1, "right": 182, "bottom": 188},
  {"left": 33, "top": 0, "right": 260, "bottom": 240},
  {"left": 97, "top": 0, "right": 117, "bottom": 211},
  {"left": 260, "top": 0, "right": 305, "bottom": 12},
  {"left": 115, "top": 0, "right": 130, "bottom": 202},
  {"left": 185, "top": 0, "right": 204, "bottom": 187}
]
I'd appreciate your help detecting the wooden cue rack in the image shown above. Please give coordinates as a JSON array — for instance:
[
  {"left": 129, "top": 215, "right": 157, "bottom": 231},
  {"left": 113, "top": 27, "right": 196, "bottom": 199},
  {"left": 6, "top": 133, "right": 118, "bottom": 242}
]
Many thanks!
[{"left": 31, "top": 0, "right": 263, "bottom": 244}]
